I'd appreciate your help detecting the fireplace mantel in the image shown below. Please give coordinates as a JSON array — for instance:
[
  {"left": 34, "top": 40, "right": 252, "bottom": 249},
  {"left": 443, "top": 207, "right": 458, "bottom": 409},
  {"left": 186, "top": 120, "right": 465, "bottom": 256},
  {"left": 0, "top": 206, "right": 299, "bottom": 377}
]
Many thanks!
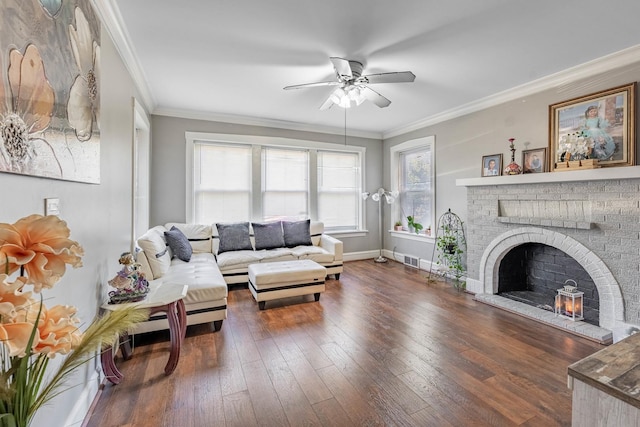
[{"left": 457, "top": 165, "right": 640, "bottom": 187}]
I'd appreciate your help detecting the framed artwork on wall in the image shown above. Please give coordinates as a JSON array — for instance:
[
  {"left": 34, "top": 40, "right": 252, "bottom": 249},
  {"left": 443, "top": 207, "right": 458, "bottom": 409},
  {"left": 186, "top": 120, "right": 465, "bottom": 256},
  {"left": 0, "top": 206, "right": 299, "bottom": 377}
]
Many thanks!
[
  {"left": 522, "top": 148, "right": 546, "bottom": 173},
  {"left": 548, "top": 83, "right": 635, "bottom": 172},
  {"left": 0, "top": 0, "right": 101, "bottom": 183},
  {"left": 481, "top": 153, "right": 502, "bottom": 177}
]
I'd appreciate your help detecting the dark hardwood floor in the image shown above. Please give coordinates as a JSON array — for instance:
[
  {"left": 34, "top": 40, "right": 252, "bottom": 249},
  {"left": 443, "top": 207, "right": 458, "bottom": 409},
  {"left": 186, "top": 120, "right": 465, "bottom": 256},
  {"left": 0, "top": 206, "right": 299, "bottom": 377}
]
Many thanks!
[{"left": 84, "top": 260, "right": 604, "bottom": 427}]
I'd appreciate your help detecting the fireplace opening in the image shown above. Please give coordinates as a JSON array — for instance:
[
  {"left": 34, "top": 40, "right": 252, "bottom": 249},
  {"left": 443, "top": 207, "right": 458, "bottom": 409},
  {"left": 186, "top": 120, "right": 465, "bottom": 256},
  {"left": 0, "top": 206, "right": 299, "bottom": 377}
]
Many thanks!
[{"left": 497, "top": 243, "right": 599, "bottom": 325}]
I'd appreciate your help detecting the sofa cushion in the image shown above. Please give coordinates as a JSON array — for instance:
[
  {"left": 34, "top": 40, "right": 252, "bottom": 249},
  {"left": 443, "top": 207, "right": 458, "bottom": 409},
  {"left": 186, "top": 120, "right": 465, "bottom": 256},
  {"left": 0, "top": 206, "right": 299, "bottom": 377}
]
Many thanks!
[
  {"left": 291, "top": 245, "right": 335, "bottom": 263},
  {"left": 216, "top": 249, "right": 264, "bottom": 270},
  {"left": 283, "top": 219, "right": 313, "bottom": 248},
  {"left": 137, "top": 226, "right": 171, "bottom": 279},
  {"left": 257, "top": 247, "right": 297, "bottom": 263},
  {"left": 216, "top": 222, "right": 253, "bottom": 253},
  {"left": 164, "top": 226, "right": 193, "bottom": 262},
  {"left": 162, "top": 253, "right": 227, "bottom": 304},
  {"left": 252, "top": 221, "right": 284, "bottom": 250},
  {"left": 165, "top": 223, "right": 213, "bottom": 253}
]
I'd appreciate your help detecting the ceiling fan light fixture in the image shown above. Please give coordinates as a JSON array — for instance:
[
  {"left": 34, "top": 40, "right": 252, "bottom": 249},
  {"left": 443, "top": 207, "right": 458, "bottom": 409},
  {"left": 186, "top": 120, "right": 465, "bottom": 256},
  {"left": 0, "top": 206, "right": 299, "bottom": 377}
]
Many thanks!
[
  {"left": 348, "top": 86, "right": 366, "bottom": 106},
  {"left": 338, "top": 94, "right": 352, "bottom": 109},
  {"left": 329, "top": 88, "right": 345, "bottom": 104},
  {"left": 330, "top": 85, "right": 366, "bottom": 109}
]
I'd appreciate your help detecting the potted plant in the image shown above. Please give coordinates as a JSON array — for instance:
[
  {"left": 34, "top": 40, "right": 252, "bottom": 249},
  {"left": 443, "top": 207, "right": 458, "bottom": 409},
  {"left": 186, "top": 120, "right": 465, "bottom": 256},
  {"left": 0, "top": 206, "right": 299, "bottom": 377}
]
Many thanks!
[
  {"left": 394, "top": 221, "right": 403, "bottom": 231},
  {"left": 406, "top": 216, "right": 423, "bottom": 234},
  {"left": 435, "top": 223, "right": 466, "bottom": 291}
]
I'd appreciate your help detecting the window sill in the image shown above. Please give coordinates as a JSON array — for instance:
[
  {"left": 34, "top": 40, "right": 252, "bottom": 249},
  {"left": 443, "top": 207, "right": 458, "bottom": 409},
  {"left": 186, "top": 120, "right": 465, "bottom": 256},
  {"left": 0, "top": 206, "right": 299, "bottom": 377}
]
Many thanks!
[
  {"left": 326, "top": 230, "right": 367, "bottom": 238},
  {"left": 390, "top": 230, "right": 435, "bottom": 242}
]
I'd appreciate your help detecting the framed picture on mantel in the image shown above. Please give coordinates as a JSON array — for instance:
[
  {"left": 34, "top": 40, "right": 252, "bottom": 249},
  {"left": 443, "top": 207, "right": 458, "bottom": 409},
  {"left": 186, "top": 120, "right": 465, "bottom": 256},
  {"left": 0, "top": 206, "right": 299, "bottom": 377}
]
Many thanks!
[
  {"left": 549, "top": 82, "right": 636, "bottom": 172},
  {"left": 481, "top": 153, "right": 502, "bottom": 177},
  {"left": 522, "top": 148, "right": 546, "bottom": 173}
]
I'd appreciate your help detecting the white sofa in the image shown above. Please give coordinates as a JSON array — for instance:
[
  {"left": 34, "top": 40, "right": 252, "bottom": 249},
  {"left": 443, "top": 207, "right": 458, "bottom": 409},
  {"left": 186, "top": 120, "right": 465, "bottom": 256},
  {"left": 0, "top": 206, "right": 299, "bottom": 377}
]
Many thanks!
[{"left": 135, "top": 220, "right": 343, "bottom": 333}]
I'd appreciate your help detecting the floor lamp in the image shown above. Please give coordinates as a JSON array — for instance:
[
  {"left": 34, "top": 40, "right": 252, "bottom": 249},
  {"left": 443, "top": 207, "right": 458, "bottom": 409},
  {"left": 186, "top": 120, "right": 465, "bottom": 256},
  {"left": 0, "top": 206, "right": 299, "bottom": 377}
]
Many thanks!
[{"left": 363, "top": 188, "right": 398, "bottom": 263}]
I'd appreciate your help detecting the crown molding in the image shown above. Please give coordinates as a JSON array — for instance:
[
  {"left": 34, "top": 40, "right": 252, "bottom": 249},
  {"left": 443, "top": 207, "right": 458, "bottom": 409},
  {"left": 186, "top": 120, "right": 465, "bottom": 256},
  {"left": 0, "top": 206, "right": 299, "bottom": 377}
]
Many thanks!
[
  {"left": 383, "top": 44, "right": 640, "bottom": 140},
  {"left": 91, "top": 0, "right": 156, "bottom": 112},
  {"left": 153, "top": 107, "right": 382, "bottom": 140}
]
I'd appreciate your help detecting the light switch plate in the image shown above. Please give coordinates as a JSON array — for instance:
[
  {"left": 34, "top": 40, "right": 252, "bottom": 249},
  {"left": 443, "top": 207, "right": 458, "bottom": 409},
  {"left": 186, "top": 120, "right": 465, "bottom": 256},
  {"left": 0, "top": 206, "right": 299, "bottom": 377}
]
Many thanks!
[{"left": 45, "top": 198, "right": 60, "bottom": 216}]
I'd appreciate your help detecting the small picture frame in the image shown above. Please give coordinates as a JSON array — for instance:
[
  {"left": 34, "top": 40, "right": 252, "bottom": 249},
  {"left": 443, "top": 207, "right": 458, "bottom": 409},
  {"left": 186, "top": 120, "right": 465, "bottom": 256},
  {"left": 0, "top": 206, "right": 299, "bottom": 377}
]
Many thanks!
[
  {"left": 481, "top": 154, "right": 502, "bottom": 177},
  {"left": 522, "top": 148, "right": 547, "bottom": 174}
]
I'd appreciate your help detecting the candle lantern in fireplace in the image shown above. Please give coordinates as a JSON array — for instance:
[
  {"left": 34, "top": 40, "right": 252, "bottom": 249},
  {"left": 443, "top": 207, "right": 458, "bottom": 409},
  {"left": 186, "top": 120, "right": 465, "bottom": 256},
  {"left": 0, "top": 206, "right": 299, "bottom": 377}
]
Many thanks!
[{"left": 554, "top": 279, "right": 584, "bottom": 321}]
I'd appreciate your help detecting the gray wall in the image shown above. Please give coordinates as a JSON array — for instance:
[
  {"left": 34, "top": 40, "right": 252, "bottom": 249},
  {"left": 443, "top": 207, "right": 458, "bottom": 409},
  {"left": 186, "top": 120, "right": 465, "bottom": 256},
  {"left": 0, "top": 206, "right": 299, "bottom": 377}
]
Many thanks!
[
  {"left": 1, "top": 24, "right": 147, "bottom": 426},
  {"left": 383, "top": 60, "right": 640, "bottom": 264},
  {"left": 150, "top": 115, "right": 383, "bottom": 254}
]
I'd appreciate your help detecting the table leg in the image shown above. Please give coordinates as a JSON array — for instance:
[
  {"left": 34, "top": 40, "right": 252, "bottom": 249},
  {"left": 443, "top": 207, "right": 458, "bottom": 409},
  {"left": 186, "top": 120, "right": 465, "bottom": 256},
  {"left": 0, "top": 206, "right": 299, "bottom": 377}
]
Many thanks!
[
  {"left": 177, "top": 299, "right": 187, "bottom": 340},
  {"left": 101, "top": 344, "right": 123, "bottom": 385},
  {"left": 164, "top": 301, "right": 181, "bottom": 375},
  {"left": 120, "top": 332, "right": 133, "bottom": 360}
]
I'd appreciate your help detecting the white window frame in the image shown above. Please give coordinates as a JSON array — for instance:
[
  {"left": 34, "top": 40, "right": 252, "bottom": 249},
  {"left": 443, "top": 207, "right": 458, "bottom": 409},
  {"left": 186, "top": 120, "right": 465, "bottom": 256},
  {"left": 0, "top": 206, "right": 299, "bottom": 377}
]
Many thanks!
[
  {"left": 131, "top": 98, "right": 150, "bottom": 252},
  {"left": 185, "top": 132, "right": 366, "bottom": 234},
  {"left": 389, "top": 136, "right": 435, "bottom": 242}
]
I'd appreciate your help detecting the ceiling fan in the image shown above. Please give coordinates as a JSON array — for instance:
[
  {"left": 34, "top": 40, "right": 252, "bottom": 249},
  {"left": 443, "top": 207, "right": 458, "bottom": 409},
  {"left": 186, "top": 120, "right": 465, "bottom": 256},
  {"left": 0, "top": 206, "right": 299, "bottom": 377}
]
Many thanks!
[{"left": 283, "top": 57, "right": 415, "bottom": 109}]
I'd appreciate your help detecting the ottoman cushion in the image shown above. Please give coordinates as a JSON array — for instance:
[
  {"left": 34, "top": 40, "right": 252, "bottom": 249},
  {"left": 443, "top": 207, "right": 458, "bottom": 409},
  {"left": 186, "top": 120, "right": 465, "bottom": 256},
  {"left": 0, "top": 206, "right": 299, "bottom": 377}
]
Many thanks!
[{"left": 248, "top": 260, "right": 326, "bottom": 307}]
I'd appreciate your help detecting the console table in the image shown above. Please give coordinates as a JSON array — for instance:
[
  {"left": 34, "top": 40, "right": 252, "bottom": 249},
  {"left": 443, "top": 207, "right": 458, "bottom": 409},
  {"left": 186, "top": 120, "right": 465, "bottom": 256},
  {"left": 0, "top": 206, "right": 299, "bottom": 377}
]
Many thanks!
[{"left": 101, "top": 283, "right": 188, "bottom": 384}]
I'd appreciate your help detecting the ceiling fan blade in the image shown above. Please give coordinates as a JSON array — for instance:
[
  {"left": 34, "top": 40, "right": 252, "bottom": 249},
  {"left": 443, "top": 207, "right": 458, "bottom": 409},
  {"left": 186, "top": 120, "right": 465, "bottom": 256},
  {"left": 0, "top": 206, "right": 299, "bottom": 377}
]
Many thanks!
[
  {"left": 361, "top": 86, "right": 391, "bottom": 108},
  {"left": 319, "top": 94, "right": 335, "bottom": 110},
  {"left": 330, "top": 57, "right": 353, "bottom": 80},
  {"left": 283, "top": 81, "right": 340, "bottom": 90},
  {"left": 359, "top": 71, "right": 416, "bottom": 84}
]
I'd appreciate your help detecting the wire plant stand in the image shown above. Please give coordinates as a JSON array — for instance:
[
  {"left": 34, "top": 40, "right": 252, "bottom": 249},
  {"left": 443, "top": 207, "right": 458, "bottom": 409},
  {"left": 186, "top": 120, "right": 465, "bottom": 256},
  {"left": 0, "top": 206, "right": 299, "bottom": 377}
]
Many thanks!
[{"left": 428, "top": 208, "right": 467, "bottom": 290}]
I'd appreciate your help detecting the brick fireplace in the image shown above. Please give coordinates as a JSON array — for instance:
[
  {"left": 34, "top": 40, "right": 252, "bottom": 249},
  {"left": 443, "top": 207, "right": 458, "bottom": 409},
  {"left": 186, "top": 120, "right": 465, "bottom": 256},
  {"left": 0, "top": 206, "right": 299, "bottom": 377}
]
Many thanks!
[{"left": 457, "top": 167, "right": 640, "bottom": 344}]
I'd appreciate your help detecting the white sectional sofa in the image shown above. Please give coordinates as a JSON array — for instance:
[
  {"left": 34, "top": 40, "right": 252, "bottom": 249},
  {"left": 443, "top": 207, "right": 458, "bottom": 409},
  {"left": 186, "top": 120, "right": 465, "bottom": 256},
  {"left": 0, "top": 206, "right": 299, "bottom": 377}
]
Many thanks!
[
  {"left": 213, "top": 220, "right": 343, "bottom": 284},
  {"left": 135, "top": 220, "right": 343, "bottom": 333}
]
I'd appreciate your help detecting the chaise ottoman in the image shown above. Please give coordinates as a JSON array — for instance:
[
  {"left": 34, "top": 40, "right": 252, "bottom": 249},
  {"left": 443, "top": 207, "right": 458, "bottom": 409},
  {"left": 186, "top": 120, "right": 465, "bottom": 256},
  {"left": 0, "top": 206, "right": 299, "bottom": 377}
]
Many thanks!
[{"left": 248, "top": 260, "right": 327, "bottom": 310}]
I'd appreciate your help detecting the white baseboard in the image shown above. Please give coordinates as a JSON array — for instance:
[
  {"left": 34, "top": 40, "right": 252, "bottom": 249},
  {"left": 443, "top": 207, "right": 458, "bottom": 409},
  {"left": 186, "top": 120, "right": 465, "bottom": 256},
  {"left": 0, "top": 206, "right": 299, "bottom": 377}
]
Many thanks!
[
  {"left": 64, "top": 372, "right": 101, "bottom": 427},
  {"left": 345, "top": 250, "right": 439, "bottom": 271},
  {"left": 343, "top": 250, "right": 381, "bottom": 261}
]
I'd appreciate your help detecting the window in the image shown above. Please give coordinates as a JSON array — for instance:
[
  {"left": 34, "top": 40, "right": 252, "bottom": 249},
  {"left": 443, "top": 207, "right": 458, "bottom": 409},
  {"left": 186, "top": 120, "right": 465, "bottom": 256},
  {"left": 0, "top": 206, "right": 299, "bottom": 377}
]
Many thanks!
[
  {"left": 192, "top": 142, "right": 252, "bottom": 224},
  {"left": 390, "top": 136, "right": 435, "bottom": 234},
  {"left": 187, "top": 133, "right": 366, "bottom": 232},
  {"left": 262, "top": 147, "right": 309, "bottom": 221},
  {"left": 317, "top": 150, "right": 361, "bottom": 230}
]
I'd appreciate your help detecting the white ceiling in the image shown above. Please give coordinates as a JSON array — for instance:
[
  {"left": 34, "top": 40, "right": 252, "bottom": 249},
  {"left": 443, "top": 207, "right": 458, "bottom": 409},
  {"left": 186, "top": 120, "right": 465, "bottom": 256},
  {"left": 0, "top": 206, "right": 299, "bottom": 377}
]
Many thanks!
[{"left": 109, "top": 0, "right": 640, "bottom": 138}]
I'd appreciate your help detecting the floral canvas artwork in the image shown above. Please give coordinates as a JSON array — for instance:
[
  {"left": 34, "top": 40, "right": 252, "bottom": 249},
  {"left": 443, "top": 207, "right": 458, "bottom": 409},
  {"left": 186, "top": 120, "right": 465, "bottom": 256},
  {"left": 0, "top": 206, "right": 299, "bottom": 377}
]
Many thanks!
[{"left": 0, "top": 0, "right": 100, "bottom": 183}]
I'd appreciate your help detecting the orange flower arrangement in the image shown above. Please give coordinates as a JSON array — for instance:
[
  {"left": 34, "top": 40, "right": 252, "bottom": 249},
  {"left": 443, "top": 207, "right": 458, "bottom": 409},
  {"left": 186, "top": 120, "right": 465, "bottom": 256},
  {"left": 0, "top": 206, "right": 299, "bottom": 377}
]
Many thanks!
[{"left": 0, "top": 215, "right": 147, "bottom": 427}]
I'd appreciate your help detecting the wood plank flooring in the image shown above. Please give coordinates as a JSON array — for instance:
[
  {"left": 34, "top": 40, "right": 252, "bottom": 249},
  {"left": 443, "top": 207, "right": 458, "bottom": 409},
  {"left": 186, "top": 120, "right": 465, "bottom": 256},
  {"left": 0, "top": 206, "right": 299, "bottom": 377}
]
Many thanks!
[{"left": 84, "top": 260, "right": 604, "bottom": 427}]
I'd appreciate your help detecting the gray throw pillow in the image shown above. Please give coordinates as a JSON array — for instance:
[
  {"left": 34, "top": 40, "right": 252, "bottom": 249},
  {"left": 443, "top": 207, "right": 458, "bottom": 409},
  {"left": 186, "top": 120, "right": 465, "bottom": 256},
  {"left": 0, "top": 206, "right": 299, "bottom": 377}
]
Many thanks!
[
  {"left": 164, "top": 226, "right": 192, "bottom": 262},
  {"left": 283, "top": 219, "right": 312, "bottom": 248},
  {"left": 252, "top": 221, "right": 284, "bottom": 250},
  {"left": 217, "top": 222, "right": 253, "bottom": 253}
]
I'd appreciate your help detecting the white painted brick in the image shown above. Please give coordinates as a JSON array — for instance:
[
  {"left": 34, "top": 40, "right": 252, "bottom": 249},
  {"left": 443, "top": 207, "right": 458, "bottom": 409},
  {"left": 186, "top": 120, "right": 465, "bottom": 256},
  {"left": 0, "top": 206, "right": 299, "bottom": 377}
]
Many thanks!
[{"left": 465, "top": 176, "right": 640, "bottom": 336}]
